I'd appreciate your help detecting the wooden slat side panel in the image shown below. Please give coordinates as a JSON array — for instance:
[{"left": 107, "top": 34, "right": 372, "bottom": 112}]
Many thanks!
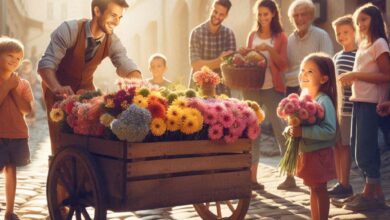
[
  {"left": 127, "top": 154, "right": 250, "bottom": 178},
  {"left": 93, "top": 156, "right": 125, "bottom": 202},
  {"left": 58, "top": 133, "right": 88, "bottom": 149},
  {"left": 88, "top": 137, "right": 125, "bottom": 159},
  {"left": 127, "top": 139, "right": 251, "bottom": 159},
  {"left": 124, "top": 171, "right": 251, "bottom": 211}
]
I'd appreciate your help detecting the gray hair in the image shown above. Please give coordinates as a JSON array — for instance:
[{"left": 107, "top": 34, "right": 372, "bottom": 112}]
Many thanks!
[{"left": 288, "top": 0, "right": 315, "bottom": 19}]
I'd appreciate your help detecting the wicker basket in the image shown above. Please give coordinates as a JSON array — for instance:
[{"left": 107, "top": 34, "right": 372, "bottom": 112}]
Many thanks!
[{"left": 221, "top": 52, "right": 267, "bottom": 90}]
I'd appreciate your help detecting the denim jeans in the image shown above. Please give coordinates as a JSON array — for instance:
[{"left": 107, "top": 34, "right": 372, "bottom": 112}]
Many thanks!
[{"left": 351, "top": 102, "right": 381, "bottom": 184}]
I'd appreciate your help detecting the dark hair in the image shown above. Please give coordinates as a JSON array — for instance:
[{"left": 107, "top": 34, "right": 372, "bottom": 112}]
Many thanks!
[
  {"left": 332, "top": 14, "right": 354, "bottom": 30},
  {"left": 214, "top": 0, "right": 232, "bottom": 13},
  {"left": 301, "top": 53, "right": 337, "bottom": 110},
  {"left": 353, "top": 3, "right": 388, "bottom": 43},
  {"left": 149, "top": 53, "right": 167, "bottom": 66},
  {"left": 91, "top": 0, "right": 129, "bottom": 17},
  {"left": 255, "top": 0, "right": 283, "bottom": 35}
]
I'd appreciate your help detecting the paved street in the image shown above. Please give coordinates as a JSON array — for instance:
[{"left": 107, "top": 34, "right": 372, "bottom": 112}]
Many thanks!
[{"left": 1, "top": 108, "right": 390, "bottom": 220}]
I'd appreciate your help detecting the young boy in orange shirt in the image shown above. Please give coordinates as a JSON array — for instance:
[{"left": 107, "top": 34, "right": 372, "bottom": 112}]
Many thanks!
[{"left": 0, "top": 37, "right": 34, "bottom": 220}]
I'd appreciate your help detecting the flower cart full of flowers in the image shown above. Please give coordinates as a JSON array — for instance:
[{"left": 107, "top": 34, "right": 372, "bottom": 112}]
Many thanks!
[{"left": 46, "top": 78, "right": 265, "bottom": 220}]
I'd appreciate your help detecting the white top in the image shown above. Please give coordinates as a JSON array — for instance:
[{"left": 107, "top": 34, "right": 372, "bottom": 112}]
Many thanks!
[
  {"left": 251, "top": 35, "right": 273, "bottom": 90},
  {"left": 350, "top": 38, "right": 390, "bottom": 103}
]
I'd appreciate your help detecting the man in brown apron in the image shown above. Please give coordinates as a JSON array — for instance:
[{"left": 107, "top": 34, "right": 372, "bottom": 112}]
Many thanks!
[{"left": 38, "top": 0, "right": 141, "bottom": 154}]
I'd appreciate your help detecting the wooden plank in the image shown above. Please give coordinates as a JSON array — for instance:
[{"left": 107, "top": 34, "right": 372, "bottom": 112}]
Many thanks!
[
  {"left": 88, "top": 137, "right": 125, "bottom": 159},
  {"left": 124, "top": 171, "right": 251, "bottom": 210},
  {"left": 58, "top": 133, "right": 88, "bottom": 149},
  {"left": 127, "top": 154, "right": 250, "bottom": 178},
  {"left": 93, "top": 156, "right": 125, "bottom": 202},
  {"left": 127, "top": 139, "right": 251, "bottom": 159}
]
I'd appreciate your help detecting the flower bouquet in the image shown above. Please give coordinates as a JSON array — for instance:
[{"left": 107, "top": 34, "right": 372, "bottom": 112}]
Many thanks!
[
  {"left": 277, "top": 93, "right": 325, "bottom": 175},
  {"left": 220, "top": 50, "right": 267, "bottom": 90},
  {"left": 49, "top": 80, "right": 265, "bottom": 144},
  {"left": 192, "top": 66, "right": 220, "bottom": 97}
]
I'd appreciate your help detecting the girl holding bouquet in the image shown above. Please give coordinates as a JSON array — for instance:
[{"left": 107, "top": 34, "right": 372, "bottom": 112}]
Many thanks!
[{"left": 288, "top": 53, "right": 337, "bottom": 220}]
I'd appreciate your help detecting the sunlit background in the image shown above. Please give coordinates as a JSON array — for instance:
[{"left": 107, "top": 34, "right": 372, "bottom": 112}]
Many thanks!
[{"left": 0, "top": 0, "right": 388, "bottom": 92}]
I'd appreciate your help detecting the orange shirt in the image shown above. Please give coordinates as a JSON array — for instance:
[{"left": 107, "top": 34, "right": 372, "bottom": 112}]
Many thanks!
[{"left": 0, "top": 79, "right": 33, "bottom": 138}]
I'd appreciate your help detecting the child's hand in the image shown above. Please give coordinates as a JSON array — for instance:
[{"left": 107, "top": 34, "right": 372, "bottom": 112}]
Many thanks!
[
  {"left": 338, "top": 72, "right": 356, "bottom": 87},
  {"left": 377, "top": 101, "right": 390, "bottom": 117},
  {"left": 289, "top": 126, "right": 302, "bottom": 137},
  {"left": 7, "top": 73, "right": 20, "bottom": 90}
]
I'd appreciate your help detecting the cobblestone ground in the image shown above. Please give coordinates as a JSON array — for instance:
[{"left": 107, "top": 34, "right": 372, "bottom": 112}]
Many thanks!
[{"left": 1, "top": 108, "right": 390, "bottom": 220}]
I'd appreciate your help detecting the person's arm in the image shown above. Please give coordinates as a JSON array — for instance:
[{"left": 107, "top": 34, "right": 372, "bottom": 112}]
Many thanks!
[
  {"left": 0, "top": 74, "right": 19, "bottom": 106},
  {"left": 189, "top": 29, "right": 232, "bottom": 71},
  {"left": 39, "top": 68, "right": 74, "bottom": 95},
  {"left": 267, "top": 33, "right": 288, "bottom": 72},
  {"left": 298, "top": 96, "right": 337, "bottom": 140},
  {"left": 339, "top": 52, "right": 390, "bottom": 86},
  {"left": 38, "top": 21, "right": 77, "bottom": 95},
  {"left": 10, "top": 79, "right": 33, "bottom": 115},
  {"left": 109, "top": 34, "right": 142, "bottom": 79}
]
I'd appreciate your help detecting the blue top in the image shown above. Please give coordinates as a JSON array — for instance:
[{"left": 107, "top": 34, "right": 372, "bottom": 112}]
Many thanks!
[{"left": 300, "top": 92, "right": 337, "bottom": 152}]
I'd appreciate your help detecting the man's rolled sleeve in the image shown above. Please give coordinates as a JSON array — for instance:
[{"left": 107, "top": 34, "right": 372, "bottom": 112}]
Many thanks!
[
  {"left": 38, "top": 21, "right": 76, "bottom": 72},
  {"left": 109, "top": 34, "right": 139, "bottom": 77},
  {"left": 189, "top": 31, "right": 201, "bottom": 64}
]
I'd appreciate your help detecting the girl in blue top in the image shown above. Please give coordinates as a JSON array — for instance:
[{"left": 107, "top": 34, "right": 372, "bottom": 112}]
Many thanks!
[{"left": 289, "top": 53, "right": 337, "bottom": 220}]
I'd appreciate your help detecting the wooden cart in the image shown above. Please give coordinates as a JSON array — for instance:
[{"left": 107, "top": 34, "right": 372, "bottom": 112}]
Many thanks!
[{"left": 46, "top": 133, "right": 252, "bottom": 220}]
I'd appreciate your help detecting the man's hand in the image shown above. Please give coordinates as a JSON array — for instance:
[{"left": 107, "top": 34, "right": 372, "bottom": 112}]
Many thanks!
[
  {"left": 218, "top": 50, "right": 234, "bottom": 60},
  {"left": 52, "top": 85, "right": 74, "bottom": 97},
  {"left": 338, "top": 72, "right": 356, "bottom": 87},
  {"left": 127, "top": 70, "right": 142, "bottom": 79},
  {"left": 377, "top": 101, "right": 390, "bottom": 117}
]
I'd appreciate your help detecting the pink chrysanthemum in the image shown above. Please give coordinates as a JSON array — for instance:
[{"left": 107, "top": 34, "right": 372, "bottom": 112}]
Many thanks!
[
  {"left": 208, "top": 123, "right": 224, "bottom": 140},
  {"left": 204, "top": 111, "right": 218, "bottom": 125},
  {"left": 219, "top": 111, "right": 234, "bottom": 128},
  {"left": 305, "top": 102, "right": 317, "bottom": 116},
  {"left": 298, "top": 108, "right": 309, "bottom": 120},
  {"left": 224, "top": 132, "right": 239, "bottom": 144},
  {"left": 247, "top": 123, "right": 261, "bottom": 140}
]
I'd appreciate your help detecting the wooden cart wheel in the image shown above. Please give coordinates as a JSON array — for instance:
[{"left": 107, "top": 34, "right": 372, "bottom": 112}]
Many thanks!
[
  {"left": 193, "top": 198, "right": 250, "bottom": 220},
  {"left": 47, "top": 146, "right": 107, "bottom": 220}
]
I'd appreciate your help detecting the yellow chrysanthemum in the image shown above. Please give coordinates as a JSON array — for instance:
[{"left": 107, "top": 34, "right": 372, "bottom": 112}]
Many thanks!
[
  {"left": 187, "top": 108, "right": 204, "bottom": 126},
  {"left": 105, "top": 98, "right": 115, "bottom": 108},
  {"left": 256, "top": 109, "right": 265, "bottom": 124},
  {"left": 150, "top": 118, "right": 166, "bottom": 136},
  {"left": 250, "top": 101, "right": 260, "bottom": 111},
  {"left": 99, "top": 113, "right": 115, "bottom": 127},
  {"left": 50, "top": 108, "right": 64, "bottom": 122},
  {"left": 133, "top": 95, "right": 148, "bottom": 108},
  {"left": 166, "top": 117, "right": 181, "bottom": 132},
  {"left": 121, "top": 100, "right": 130, "bottom": 110},
  {"left": 180, "top": 108, "right": 192, "bottom": 123},
  {"left": 167, "top": 105, "right": 182, "bottom": 120},
  {"left": 217, "top": 94, "right": 229, "bottom": 100},
  {"left": 149, "top": 91, "right": 163, "bottom": 99},
  {"left": 180, "top": 116, "right": 200, "bottom": 135},
  {"left": 172, "top": 96, "right": 187, "bottom": 109}
]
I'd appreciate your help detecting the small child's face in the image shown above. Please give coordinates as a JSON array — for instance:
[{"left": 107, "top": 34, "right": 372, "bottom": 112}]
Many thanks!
[
  {"left": 149, "top": 58, "right": 166, "bottom": 78},
  {"left": 299, "top": 60, "right": 328, "bottom": 91},
  {"left": 335, "top": 24, "right": 355, "bottom": 48},
  {"left": 0, "top": 51, "right": 23, "bottom": 74}
]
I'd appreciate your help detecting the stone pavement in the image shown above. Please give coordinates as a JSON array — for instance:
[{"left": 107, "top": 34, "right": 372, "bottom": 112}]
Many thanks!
[{"left": 1, "top": 109, "right": 390, "bottom": 220}]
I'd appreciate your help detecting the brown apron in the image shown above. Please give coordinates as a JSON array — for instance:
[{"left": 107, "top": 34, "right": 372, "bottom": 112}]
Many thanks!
[{"left": 43, "top": 19, "right": 112, "bottom": 153}]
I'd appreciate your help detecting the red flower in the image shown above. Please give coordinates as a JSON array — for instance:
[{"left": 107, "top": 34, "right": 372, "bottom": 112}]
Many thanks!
[{"left": 147, "top": 101, "right": 166, "bottom": 119}]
